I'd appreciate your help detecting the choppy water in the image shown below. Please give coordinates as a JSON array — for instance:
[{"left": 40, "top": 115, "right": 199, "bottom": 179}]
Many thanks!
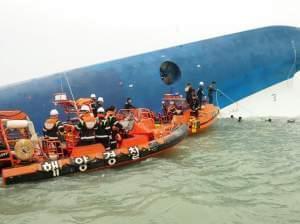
[{"left": 1, "top": 118, "right": 300, "bottom": 224}]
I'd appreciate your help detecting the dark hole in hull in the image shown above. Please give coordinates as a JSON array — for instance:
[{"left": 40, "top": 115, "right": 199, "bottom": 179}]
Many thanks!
[{"left": 160, "top": 61, "right": 181, "bottom": 85}]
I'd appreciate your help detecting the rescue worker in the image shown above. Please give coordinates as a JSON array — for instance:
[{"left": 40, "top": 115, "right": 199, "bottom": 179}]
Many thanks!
[
  {"left": 95, "top": 107, "right": 111, "bottom": 151},
  {"left": 97, "top": 97, "right": 104, "bottom": 107},
  {"left": 43, "top": 109, "right": 64, "bottom": 140},
  {"left": 91, "top": 96, "right": 104, "bottom": 117},
  {"left": 90, "top": 93, "right": 97, "bottom": 104},
  {"left": 161, "top": 100, "right": 168, "bottom": 116},
  {"left": 124, "top": 97, "right": 136, "bottom": 109},
  {"left": 106, "top": 107, "right": 123, "bottom": 150},
  {"left": 75, "top": 105, "right": 96, "bottom": 145},
  {"left": 167, "top": 101, "right": 177, "bottom": 116},
  {"left": 197, "top": 81, "right": 205, "bottom": 110},
  {"left": 208, "top": 81, "right": 217, "bottom": 104},
  {"left": 167, "top": 101, "right": 182, "bottom": 116},
  {"left": 185, "top": 83, "right": 193, "bottom": 108},
  {"left": 106, "top": 105, "right": 116, "bottom": 113},
  {"left": 190, "top": 89, "right": 199, "bottom": 116},
  {"left": 90, "top": 93, "right": 97, "bottom": 117}
]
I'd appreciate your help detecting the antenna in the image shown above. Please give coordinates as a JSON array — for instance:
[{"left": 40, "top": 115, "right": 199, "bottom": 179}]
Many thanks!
[{"left": 63, "top": 72, "right": 79, "bottom": 113}]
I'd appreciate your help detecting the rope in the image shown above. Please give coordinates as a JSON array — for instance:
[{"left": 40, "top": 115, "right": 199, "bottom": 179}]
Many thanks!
[
  {"left": 216, "top": 88, "right": 255, "bottom": 117},
  {"left": 215, "top": 89, "right": 219, "bottom": 108}
]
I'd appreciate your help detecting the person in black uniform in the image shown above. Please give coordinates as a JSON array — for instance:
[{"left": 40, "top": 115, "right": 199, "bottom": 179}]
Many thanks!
[
  {"left": 197, "top": 81, "right": 205, "bottom": 110},
  {"left": 208, "top": 81, "right": 217, "bottom": 104},
  {"left": 124, "top": 97, "right": 136, "bottom": 109},
  {"left": 75, "top": 105, "right": 96, "bottom": 145},
  {"left": 190, "top": 89, "right": 199, "bottom": 116},
  {"left": 95, "top": 107, "right": 111, "bottom": 151},
  {"left": 161, "top": 101, "right": 168, "bottom": 116},
  {"left": 90, "top": 93, "right": 98, "bottom": 116},
  {"left": 106, "top": 107, "right": 123, "bottom": 150},
  {"left": 91, "top": 96, "right": 105, "bottom": 117},
  {"left": 185, "top": 83, "right": 194, "bottom": 108},
  {"left": 43, "top": 109, "right": 64, "bottom": 140}
]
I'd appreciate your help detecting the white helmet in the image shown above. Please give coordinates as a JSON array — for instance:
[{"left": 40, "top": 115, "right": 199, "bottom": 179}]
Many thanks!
[
  {"left": 90, "top": 93, "right": 96, "bottom": 99},
  {"left": 161, "top": 100, "right": 165, "bottom": 104},
  {"left": 97, "top": 107, "right": 105, "bottom": 113},
  {"left": 50, "top": 109, "right": 59, "bottom": 116},
  {"left": 80, "top": 105, "right": 90, "bottom": 112},
  {"left": 97, "top": 97, "right": 104, "bottom": 103},
  {"left": 199, "top": 81, "right": 204, "bottom": 86}
]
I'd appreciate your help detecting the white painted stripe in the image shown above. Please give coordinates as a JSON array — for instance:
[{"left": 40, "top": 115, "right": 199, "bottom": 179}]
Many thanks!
[{"left": 221, "top": 71, "right": 300, "bottom": 118}]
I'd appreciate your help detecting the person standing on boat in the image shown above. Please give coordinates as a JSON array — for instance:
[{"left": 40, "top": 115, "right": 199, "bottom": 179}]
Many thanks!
[
  {"left": 90, "top": 93, "right": 97, "bottom": 116},
  {"left": 106, "top": 107, "right": 123, "bottom": 150},
  {"left": 95, "top": 107, "right": 111, "bottom": 151},
  {"left": 197, "top": 81, "right": 205, "bottom": 110},
  {"left": 185, "top": 83, "right": 194, "bottom": 108},
  {"left": 75, "top": 105, "right": 96, "bottom": 145},
  {"left": 161, "top": 101, "right": 168, "bottom": 116},
  {"left": 43, "top": 109, "right": 64, "bottom": 141},
  {"left": 91, "top": 96, "right": 104, "bottom": 117},
  {"left": 190, "top": 89, "right": 199, "bottom": 116},
  {"left": 97, "top": 97, "right": 104, "bottom": 108},
  {"left": 208, "top": 81, "right": 217, "bottom": 104},
  {"left": 124, "top": 97, "right": 136, "bottom": 109}
]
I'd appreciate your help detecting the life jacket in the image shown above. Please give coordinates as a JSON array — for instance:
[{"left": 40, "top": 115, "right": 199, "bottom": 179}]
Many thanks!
[
  {"left": 95, "top": 118, "right": 111, "bottom": 137},
  {"left": 76, "top": 113, "right": 96, "bottom": 140},
  {"left": 107, "top": 115, "right": 117, "bottom": 127},
  {"left": 81, "top": 113, "right": 96, "bottom": 129},
  {"left": 43, "top": 117, "right": 62, "bottom": 139}
]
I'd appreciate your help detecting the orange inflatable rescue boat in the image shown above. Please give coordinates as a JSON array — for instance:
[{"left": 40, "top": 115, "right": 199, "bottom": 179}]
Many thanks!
[
  {"left": 0, "top": 93, "right": 187, "bottom": 185},
  {"left": 157, "top": 93, "right": 219, "bottom": 134}
]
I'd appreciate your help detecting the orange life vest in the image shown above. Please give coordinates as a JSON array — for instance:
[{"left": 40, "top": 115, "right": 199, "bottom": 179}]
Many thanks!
[
  {"left": 44, "top": 117, "right": 59, "bottom": 130},
  {"left": 80, "top": 113, "right": 96, "bottom": 129}
]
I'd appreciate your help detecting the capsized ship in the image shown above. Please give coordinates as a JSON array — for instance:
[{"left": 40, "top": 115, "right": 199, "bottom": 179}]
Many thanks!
[{"left": 0, "top": 26, "right": 299, "bottom": 132}]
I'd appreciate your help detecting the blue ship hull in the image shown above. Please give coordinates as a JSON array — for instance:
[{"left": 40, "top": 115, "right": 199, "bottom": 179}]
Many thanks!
[{"left": 0, "top": 26, "right": 299, "bottom": 132}]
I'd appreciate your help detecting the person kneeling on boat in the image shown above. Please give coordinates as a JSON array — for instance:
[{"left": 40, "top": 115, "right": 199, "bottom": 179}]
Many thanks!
[
  {"left": 43, "top": 109, "right": 64, "bottom": 141},
  {"left": 75, "top": 105, "right": 96, "bottom": 145},
  {"left": 95, "top": 107, "right": 111, "bottom": 151},
  {"left": 167, "top": 101, "right": 182, "bottom": 116}
]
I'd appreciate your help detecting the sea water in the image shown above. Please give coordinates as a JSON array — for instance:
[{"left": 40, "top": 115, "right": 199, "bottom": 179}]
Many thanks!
[{"left": 0, "top": 118, "right": 300, "bottom": 224}]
